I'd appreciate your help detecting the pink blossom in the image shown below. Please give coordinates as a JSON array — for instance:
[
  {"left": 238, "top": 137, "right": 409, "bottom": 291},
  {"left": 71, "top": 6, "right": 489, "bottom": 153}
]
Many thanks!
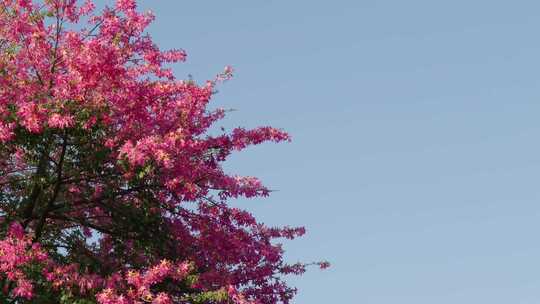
[
  {"left": 0, "top": 122, "right": 15, "bottom": 142},
  {"left": 48, "top": 114, "right": 75, "bottom": 129},
  {"left": 116, "top": 0, "right": 136, "bottom": 11}
]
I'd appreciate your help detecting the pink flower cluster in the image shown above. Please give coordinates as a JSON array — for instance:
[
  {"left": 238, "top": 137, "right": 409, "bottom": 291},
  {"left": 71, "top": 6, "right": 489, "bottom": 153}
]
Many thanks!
[
  {"left": 0, "top": 223, "right": 47, "bottom": 299},
  {"left": 95, "top": 260, "right": 191, "bottom": 304}
]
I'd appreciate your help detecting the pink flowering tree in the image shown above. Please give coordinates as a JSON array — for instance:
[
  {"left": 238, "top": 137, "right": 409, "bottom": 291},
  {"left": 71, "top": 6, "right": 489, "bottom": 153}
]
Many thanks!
[{"left": 0, "top": 0, "right": 327, "bottom": 303}]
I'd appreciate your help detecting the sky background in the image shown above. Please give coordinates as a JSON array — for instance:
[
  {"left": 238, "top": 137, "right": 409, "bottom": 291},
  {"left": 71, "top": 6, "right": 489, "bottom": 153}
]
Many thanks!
[{"left": 101, "top": 1, "right": 540, "bottom": 303}]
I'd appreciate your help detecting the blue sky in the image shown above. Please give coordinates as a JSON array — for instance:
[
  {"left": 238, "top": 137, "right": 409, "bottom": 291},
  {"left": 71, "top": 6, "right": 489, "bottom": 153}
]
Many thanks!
[{"left": 105, "top": 1, "right": 540, "bottom": 303}]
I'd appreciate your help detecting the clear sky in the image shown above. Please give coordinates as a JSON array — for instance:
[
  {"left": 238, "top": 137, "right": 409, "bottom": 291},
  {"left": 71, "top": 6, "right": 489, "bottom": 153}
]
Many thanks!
[{"left": 102, "top": 1, "right": 540, "bottom": 303}]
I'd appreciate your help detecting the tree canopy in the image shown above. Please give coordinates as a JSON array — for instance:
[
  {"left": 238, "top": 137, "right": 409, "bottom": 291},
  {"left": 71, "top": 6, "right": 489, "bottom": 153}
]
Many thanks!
[{"left": 0, "top": 0, "right": 327, "bottom": 303}]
